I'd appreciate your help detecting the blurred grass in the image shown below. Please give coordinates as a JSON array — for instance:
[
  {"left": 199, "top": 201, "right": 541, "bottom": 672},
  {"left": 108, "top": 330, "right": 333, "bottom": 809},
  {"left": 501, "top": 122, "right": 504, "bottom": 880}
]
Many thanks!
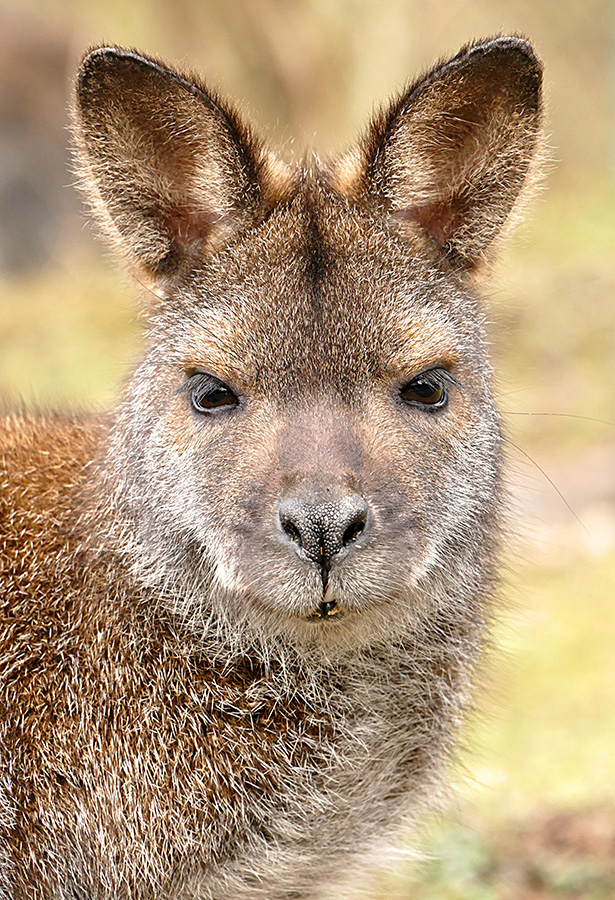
[
  {"left": 470, "top": 551, "right": 615, "bottom": 818},
  {"left": 478, "top": 550, "right": 615, "bottom": 816},
  {"left": 493, "top": 180, "right": 615, "bottom": 452},
  {"left": 0, "top": 257, "right": 141, "bottom": 411}
]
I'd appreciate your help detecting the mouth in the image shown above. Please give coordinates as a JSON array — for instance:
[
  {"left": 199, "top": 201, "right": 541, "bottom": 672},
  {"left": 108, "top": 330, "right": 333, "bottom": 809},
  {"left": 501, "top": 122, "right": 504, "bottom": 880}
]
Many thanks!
[{"left": 306, "top": 585, "right": 343, "bottom": 622}]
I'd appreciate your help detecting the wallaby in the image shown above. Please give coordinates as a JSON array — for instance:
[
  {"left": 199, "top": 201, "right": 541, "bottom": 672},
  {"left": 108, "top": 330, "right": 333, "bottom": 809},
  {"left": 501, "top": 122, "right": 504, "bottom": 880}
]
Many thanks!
[{"left": 0, "top": 35, "right": 543, "bottom": 900}]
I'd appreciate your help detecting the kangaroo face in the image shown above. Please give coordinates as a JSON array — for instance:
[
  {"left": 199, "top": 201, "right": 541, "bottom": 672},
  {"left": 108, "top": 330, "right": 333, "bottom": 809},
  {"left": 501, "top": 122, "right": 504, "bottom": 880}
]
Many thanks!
[
  {"left": 115, "top": 194, "right": 499, "bottom": 644},
  {"left": 74, "top": 40, "right": 542, "bottom": 647}
]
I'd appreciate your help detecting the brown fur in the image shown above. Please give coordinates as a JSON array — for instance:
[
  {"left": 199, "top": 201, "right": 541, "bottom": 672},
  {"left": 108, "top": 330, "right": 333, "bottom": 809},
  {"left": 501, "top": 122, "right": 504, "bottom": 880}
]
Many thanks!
[{"left": 0, "top": 36, "right": 543, "bottom": 899}]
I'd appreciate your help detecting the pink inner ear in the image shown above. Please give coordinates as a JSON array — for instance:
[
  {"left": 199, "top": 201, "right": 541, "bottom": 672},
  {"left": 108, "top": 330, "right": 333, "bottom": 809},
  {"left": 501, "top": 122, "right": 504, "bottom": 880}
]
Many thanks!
[
  {"left": 166, "top": 207, "right": 233, "bottom": 245},
  {"left": 390, "top": 202, "right": 458, "bottom": 248},
  {"left": 162, "top": 207, "right": 237, "bottom": 261}
]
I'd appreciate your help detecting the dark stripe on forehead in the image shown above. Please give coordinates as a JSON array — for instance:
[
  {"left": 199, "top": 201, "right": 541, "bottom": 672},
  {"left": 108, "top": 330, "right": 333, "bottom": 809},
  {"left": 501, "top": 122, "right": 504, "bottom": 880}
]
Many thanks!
[{"left": 303, "top": 200, "right": 332, "bottom": 320}]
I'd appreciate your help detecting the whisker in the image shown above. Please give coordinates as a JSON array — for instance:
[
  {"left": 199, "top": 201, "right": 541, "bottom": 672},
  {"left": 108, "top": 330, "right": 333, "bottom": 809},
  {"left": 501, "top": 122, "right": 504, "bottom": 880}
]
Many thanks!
[
  {"left": 502, "top": 411, "right": 615, "bottom": 428},
  {"left": 503, "top": 437, "right": 591, "bottom": 536}
]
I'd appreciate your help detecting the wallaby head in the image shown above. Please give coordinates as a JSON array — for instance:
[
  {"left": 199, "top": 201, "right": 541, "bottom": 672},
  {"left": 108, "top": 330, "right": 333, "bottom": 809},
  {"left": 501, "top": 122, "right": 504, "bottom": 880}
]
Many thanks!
[{"left": 72, "top": 37, "right": 542, "bottom": 653}]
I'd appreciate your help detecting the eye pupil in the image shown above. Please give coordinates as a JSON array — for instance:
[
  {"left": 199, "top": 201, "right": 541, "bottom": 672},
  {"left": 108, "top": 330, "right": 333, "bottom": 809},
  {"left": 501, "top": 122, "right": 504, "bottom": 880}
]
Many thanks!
[
  {"left": 412, "top": 379, "right": 440, "bottom": 400},
  {"left": 204, "top": 387, "right": 232, "bottom": 407},
  {"left": 190, "top": 376, "right": 238, "bottom": 414},
  {"left": 400, "top": 374, "right": 447, "bottom": 408}
]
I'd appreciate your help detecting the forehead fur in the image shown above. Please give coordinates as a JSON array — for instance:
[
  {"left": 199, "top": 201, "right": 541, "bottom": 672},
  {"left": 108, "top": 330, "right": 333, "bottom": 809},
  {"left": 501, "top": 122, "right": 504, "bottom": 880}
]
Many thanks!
[{"left": 161, "top": 179, "right": 480, "bottom": 399}]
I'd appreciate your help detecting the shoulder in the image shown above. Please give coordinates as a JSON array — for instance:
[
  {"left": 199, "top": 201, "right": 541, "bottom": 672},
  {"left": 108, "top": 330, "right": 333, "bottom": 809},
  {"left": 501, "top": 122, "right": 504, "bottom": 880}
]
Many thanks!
[
  {"left": 0, "top": 410, "right": 109, "bottom": 561},
  {"left": 0, "top": 408, "right": 106, "bottom": 462},
  {"left": 0, "top": 409, "right": 107, "bottom": 490}
]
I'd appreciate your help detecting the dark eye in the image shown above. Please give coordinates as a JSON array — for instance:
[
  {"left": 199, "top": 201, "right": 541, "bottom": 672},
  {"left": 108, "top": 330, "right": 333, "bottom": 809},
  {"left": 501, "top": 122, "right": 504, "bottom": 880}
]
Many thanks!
[
  {"left": 400, "top": 372, "right": 448, "bottom": 409},
  {"left": 190, "top": 374, "right": 239, "bottom": 414}
]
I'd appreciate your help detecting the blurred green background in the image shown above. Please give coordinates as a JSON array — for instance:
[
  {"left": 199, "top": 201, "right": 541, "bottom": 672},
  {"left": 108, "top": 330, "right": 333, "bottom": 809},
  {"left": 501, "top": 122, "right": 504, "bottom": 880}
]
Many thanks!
[{"left": 0, "top": 1, "right": 613, "bottom": 897}]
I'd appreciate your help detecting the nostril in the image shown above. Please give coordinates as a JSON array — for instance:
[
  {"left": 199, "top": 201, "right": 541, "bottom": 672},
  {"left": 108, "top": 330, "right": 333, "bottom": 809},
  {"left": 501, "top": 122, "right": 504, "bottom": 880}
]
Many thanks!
[
  {"left": 342, "top": 516, "right": 366, "bottom": 546},
  {"left": 280, "top": 514, "right": 302, "bottom": 547},
  {"left": 341, "top": 503, "right": 368, "bottom": 547}
]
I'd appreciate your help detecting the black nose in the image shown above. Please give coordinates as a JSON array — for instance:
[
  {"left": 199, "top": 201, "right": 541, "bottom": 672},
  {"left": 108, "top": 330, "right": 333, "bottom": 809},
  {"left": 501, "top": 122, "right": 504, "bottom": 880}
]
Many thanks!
[{"left": 278, "top": 494, "right": 370, "bottom": 569}]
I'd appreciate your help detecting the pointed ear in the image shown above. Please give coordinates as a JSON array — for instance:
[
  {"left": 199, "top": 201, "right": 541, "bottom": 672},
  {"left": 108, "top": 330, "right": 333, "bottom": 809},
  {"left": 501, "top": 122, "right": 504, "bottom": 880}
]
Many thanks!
[
  {"left": 334, "top": 36, "right": 543, "bottom": 270},
  {"left": 73, "top": 47, "right": 293, "bottom": 289}
]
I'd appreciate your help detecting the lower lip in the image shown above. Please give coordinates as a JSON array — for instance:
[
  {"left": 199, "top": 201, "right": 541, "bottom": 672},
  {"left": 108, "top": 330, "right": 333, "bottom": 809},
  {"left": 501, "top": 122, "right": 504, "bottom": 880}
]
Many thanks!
[{"left": 306, "top": 607, "right": 343, "bottom": 623}]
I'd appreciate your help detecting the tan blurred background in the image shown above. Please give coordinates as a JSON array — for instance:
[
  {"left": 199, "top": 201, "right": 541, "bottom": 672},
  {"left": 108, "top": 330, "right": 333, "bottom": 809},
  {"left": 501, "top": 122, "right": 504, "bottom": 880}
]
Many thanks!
[{"left": 0, "top": 1, "right": 614, "bottom": 897}]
